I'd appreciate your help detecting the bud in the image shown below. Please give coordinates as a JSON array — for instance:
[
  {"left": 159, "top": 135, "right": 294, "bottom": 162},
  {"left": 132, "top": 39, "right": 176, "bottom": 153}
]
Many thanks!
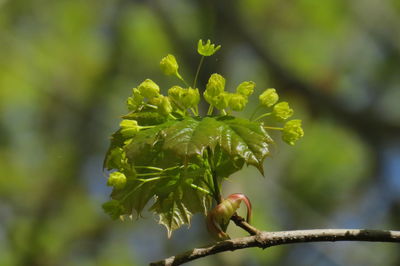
[
  {"left": 107, "top": 171, "right": 127, "bottom": 189},
  {"left": 213, "top": 92, "right": 231, "bottom": 110},
  {"left": 181, "top": 87, "right": 200, "bottom": 109},
  {"left": 236, "top": 81, "right": 255, "bottom": 97},
  {"left": 127, "top": 88, "right": 144, "bottom": 111},
  {"left": 259, "top": 88, "right": 279, "bottom": 107},
  {"left": 197, "top": 39, "right": 221, "bottom": 56},
  {"left": 282, "top": 119, "right": 304, "bottom": 146},
  {"left": 160, "top": 54, "right": 179, "bottom": 76},
  {"left": 272, "top": 101, "right": 293, "bottom": 121},
  {"left": 159, "top": 96, "right": 173, "bottom": 116},
  {"left": 120, "top": 119, "right": 140, "bottom": 138},
  {"left": 138, "top": 79, "right": 160, "bottom": 99},
  {"left": 229, "top": 93, "right": 248, "bottom": 111},
  {"left": 206, "top": 193, "right": 252, "bottom": 240},
  {"left": 205, "top": 73, "right": 225, "bottom": 98}
]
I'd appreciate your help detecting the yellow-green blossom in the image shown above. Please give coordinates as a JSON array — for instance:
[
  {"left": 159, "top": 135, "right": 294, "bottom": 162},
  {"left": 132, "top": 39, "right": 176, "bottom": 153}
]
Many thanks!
[
  {"left": 259, "top": 88, "right": 279, "bottom": 107},
  {"left": 127, "top": 88, "right": 144, "bottom": 111},
  {"left": 282, "top": 119, "right": 304, "bottom": 146},
  {"left": 107, "top": 171, "right": 127, "bottom": 189},
  {"left": 272, "top": 101, "right": 293, "bottom": 121},
  {"left": 197, "top": 39, "right": 221, "bottom": 56},
  {"left": 138, "top": 79, "right": 160, "bottom": 99},
  {"left": 213, "top": 92, "right": 231, "bottom": 110},
  {"left": 181, "top": 87, "right": 200, "bottom": 109},
  {"left": 229, "top": 93, "right": 248, "bottom": 111},
  {"left": 236, "top": 81, "right": 255, "bottom": 97},
  {"left": 160, "top": 54, "right": 179, "bottom": 76},
  {"left": 120, "top": 119, "right": 140, "bottom": 138}
]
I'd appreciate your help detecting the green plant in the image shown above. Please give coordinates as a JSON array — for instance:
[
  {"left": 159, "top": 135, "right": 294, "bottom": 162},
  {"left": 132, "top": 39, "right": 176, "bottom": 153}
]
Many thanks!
[{"left": 102, "top": 40, "right": 304, "bottom": 238}]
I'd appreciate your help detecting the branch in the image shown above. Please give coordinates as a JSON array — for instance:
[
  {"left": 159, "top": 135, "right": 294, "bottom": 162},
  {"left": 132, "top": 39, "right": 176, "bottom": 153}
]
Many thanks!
[{"left": 150, "top": 229, "right": 400, "bottom": 266}]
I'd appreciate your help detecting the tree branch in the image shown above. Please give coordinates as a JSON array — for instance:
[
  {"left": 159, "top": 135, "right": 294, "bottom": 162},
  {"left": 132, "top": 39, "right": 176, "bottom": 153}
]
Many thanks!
[{"left": 150, "top": 229, "right": 400, "bottom": 266}]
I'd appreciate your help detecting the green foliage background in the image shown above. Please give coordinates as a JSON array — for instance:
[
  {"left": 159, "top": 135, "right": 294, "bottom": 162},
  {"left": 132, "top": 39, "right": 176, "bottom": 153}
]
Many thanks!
[{"left": 1, "top": 0, "right": 400, "bottom": 265}]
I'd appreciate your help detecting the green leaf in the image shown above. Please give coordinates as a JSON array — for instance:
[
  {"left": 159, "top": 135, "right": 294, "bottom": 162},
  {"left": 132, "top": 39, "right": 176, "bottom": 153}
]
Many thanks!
[{"left": 104, "top": 116, "right": 272, "bottom": 235}]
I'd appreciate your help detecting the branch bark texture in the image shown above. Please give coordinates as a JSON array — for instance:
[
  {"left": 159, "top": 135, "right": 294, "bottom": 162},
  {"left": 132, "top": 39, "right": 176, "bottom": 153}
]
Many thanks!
[{"left": 150, "top": 229, "right": 400, "bottom": 266}]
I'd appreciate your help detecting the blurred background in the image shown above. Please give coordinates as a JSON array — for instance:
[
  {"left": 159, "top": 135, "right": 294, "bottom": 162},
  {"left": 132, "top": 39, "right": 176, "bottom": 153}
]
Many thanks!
[{"left": 1, "top": 0, "right": 400, "bottom": 265}]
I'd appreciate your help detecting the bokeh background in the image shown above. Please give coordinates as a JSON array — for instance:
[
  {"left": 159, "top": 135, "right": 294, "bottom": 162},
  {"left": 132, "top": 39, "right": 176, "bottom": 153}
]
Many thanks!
[{"left": 1, "top": 0, "right": 400, "bottom": 265}]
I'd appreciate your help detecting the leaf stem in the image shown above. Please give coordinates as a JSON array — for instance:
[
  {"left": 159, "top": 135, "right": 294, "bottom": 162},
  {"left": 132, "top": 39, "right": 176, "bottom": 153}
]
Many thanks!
[
  {"left": 177, "top": 72, "right": 189, "bottom": 87},
  {"left": 190, "top": 183, "right": 213, "bottom": 196},
  {"left": 134, "top": 166, "right": 163, "bottom": 171},
  {"left": 250, "top": 104, "right": 262, "bottom": 120},
  {"left": 212, "top": 171, "right": 222, "bottom": 204},
  {"left": 207, "top": 105, "right": 214, "bottom": 116},
  {"left": 263, "top": 126, "right": 283, "bottom": 131},
  {"left": 193, "top": 56, "right": 204, "bottom": 89},
  {"left": 253, "top": 112, "right": 271, "bottom": 122}
]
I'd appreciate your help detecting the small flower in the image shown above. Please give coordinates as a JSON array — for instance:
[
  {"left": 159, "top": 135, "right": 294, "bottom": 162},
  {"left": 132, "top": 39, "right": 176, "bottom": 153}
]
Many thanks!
[
  {"left": 205, "top": 73, "right": 225, "bottom": 97},
  {"left": 236, "top": 81, "right": 255, "bottom": 97},
  {"left": 127, "top": 88, "right": 144, "bottom": 111},
  {"left": 259, "top": 88, "right": 279, "bottom": 107},
  {"left": 229, "top": 93, "right": 248, "bottom": 111},
  {"left": 181, "top": 87, "right": 200, "bottom": 109},
  {"left": 160, "top": 54, "right": 179, "bottom": 76},
  {"left": 272, "top": 101, "right": 293, "bottom": 121},
  {"left": 197, "top": 39, "right": 221, "bottom": 56},
  {"left": 120, "top": 119, "right": 140, "bottom": 138},
  {"left": 138, "top": 79, "right": 160, "bottom": 99},
  {"left": 159, "top": 96, "right": 173, "bottom": 116},
  {"left": 213, "top": 92, "right": 231, "bottom": 110},
  {"left": 107, "top": 171, "right": 127, "bottom": 189},
  {"left": 282, "top": 119, "right": 304, "bottom": 146}
]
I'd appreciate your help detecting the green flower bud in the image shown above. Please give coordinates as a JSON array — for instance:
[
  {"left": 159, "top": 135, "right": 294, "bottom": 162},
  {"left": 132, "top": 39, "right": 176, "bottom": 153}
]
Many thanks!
[
  {"left": 159, "top": 96, "right": 173, "bottom": 115},
  {"left": 127, "top": 88, "right": 144, "bottom": 111},
  {"left": 138, "top": 79, "right": 160, "bottom": 99},
  {"left": 282, "top": 119, "right": 304, "bottom": 146},
  {"left": 205, "top": 73, "right": 225, "bottom": 97},
  {"left": 120, "top": 119, "right": 140, "bottom": 138},
  {"left": 107, "top": 171, "right": 127, "bottom": 189},
  {"left": 213, "top": 92, "right": 231, "bottom": 110},
  {"left": 160, "top": 54, "right": 179, "bottom": 76},
  {"left": 259, "top": 88, "right": 279, "bottom": 107},
  {"left": 197, "top": 39, "right": 221, "bottom": 56},
  {"left": 181, "top": 87, "right": 200, "bottom": 109},
  {"left": 149, "top": 95, "right": 173, "bottom": 116},
  {"left": 229, "top": 93, "right": 248, "bottom": 111},
  {"left": 272, "top": 101, "right": 293, "bottom": 121},
  {"left": 236, "top": 81, "right": 255, "bottom": 97}
]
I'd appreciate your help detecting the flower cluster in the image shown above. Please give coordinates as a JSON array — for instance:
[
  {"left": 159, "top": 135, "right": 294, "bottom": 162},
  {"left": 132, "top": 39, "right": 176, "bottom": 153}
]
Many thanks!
[{"left": 103, "top": 39, "right": 304, "bottom": 227}]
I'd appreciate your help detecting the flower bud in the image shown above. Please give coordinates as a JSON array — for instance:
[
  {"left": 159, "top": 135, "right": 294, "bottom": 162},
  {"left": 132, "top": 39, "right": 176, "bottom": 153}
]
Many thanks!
[
  {"left": 229, "top": 93, "right": 248, "bottom": 111},
  {"left": 120, "top": 119, "right": 140, "bottom": 138},
  {"left": 197, "top": 39, "right": 221, "bottom": 56},
  {"left": 236, "top": 81, "right": 255, "bottom": 97},
  {"left": 213, "top": 92, "right": 231, "bottom": 110},
  {"left": 259, "top": 88, "right": 279, "bottom": 107},
  {"left": 107, "top": 171, "right": 127, "bottom": 189},
  {"left": 181, "top": 87, "right": 200, "bottom": 109},
  {"left": 159, "top": 96, "right": 173, "bottom": 115},
  {"left": 138, "top": 79, "right": 160, "bottom": 99},
  {"left": 127, "top": 88, "right": 144, "bottom": 111},
  {"left": 160, "top": 54, "right": 179, "bottom": 76},
  {"left": 272, "top": 101, "right": 293, "bottom": 121},
  {"left": 205, "top": 73, "right": 225, "bottom": 97},
  {"left": 282, "top": 119, "right": 304, "bottom": 146}
]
